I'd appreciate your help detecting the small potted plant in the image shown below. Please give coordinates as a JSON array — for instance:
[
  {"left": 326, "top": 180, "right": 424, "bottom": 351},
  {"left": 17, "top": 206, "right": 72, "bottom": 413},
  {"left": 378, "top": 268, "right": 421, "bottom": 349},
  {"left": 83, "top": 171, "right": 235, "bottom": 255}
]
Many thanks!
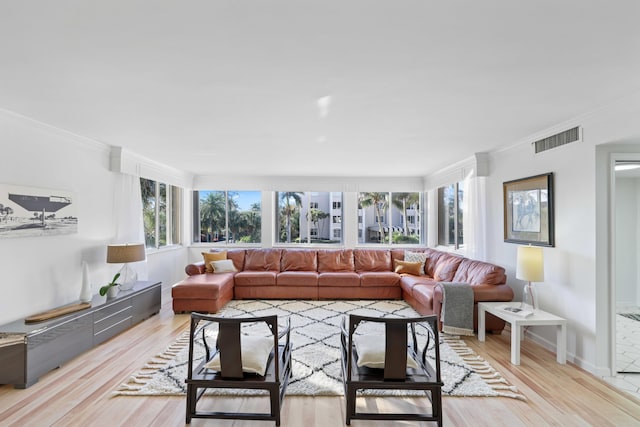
[{"left": 99, "top": 273, "right": 121, "bottom": 298}]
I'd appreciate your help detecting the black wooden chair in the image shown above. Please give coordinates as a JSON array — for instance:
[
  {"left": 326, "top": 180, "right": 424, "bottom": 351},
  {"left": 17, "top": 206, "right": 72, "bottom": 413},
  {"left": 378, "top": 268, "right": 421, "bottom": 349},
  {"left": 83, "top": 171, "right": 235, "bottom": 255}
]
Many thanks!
[
  {"left": 185, "top": 313, "right": 292, "bottom": 426},
  {"left": 340, "top": 314, "right": 443, "bottom": 426}
]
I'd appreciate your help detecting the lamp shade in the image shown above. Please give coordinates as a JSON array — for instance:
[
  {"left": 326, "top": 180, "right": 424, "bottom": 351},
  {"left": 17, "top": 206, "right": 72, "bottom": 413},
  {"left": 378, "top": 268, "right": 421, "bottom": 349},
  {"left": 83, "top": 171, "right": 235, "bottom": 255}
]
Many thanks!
[
  {"left": 106, "top": 243, "right": 146, "bottom": 264},
  {"left": 516, "top": 245, "right": 544, "bottom": 282}
]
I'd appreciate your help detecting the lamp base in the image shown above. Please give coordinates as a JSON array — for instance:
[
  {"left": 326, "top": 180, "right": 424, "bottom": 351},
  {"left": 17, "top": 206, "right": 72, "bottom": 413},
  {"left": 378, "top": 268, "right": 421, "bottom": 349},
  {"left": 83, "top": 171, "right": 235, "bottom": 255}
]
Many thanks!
[
  {"left": 520, "top": 282, "right": 538, "bottom": 311},
  {"left": 117, "top": 263, "right": 138, "bottom": 291}
]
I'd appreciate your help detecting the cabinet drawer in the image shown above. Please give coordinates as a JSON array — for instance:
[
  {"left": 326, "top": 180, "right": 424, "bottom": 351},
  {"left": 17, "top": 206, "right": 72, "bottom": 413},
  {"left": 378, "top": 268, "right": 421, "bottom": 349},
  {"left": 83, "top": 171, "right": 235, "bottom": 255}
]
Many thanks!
[
  {"left": 93, "top": 314, "right": 132, "bottom": 346},
  {"left": 94, "top": 299, "right": 132, "bottom": 322},
  {"left": 93, "top": 299, "right": 133, "bottom": 345}
]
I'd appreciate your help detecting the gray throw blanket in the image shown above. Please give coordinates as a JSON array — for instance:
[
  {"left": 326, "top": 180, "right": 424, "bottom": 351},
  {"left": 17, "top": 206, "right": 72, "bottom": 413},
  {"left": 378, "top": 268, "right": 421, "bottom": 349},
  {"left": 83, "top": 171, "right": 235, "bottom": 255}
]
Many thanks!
[{"left": 438, "top": 282, "right": 474, "bottom": 336}]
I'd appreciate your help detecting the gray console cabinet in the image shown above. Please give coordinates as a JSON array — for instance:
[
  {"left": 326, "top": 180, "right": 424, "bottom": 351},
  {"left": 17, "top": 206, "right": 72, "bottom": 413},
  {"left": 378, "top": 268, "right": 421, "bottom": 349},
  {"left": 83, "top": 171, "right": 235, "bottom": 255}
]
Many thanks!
[{"left": 0, "top": 280, "right": 161, "bottom": 388}]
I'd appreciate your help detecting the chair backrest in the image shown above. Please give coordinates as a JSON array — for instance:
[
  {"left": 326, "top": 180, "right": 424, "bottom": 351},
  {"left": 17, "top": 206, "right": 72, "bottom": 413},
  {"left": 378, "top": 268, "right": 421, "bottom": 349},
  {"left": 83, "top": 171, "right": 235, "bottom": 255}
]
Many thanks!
[
  {"left": 188, "top": 313, "right": 280, "bottom": 380},
  {"left": 344, "top": 314, "right": 440, "bottom": 382}
]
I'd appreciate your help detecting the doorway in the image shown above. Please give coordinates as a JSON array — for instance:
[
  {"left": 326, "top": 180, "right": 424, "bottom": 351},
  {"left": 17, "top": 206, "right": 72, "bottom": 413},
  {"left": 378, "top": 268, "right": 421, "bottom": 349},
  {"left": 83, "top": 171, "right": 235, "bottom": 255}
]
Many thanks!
[{"left": 614, "top": 160, "right": 640, "bottom": 374}]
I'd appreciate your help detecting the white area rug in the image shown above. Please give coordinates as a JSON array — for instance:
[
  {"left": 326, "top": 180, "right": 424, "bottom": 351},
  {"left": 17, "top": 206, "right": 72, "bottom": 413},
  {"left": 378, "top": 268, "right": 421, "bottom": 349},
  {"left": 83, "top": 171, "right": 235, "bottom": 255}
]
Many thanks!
[{"left": 115, "top": 300, "right": 524, "bottom": 399}]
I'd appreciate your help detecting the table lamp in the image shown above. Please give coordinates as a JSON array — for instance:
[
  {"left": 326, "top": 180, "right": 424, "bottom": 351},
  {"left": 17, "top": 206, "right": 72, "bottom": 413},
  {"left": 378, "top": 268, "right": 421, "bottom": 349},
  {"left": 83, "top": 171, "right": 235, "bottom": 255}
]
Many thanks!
[
  {"left": 516, "top": 245, "right": 544, "bottom": 311},
  {"left": 106, "top": 243, "right": 146, "bottom": 291}
]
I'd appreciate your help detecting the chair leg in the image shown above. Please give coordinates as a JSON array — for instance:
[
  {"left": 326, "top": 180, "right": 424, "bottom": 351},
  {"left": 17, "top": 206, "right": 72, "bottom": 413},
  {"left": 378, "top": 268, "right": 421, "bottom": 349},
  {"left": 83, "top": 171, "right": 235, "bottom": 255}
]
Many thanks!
[
  {"left": 185, "top": 384, "right": 195, "bottom": 424},
  {"left": 345, "top": 385, "right": 356, "bottom": 425},
  {"left": 272, "top": 390, "right": 280, "bottom": 426}
]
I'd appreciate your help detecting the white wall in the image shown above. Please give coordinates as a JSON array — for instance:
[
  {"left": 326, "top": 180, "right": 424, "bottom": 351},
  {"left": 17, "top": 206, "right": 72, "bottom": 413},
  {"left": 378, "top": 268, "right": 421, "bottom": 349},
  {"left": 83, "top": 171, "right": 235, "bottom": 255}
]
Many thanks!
[
  {"left": 482, "top": 91, "right": 640, "bottom": 375},
  {"left": 0, "top": 110, "right": 186, "bottom": 325}
]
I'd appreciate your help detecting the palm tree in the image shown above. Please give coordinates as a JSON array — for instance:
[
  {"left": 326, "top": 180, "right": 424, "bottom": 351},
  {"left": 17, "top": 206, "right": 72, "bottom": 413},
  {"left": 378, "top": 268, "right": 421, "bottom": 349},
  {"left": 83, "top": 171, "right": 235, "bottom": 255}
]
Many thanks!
[
  {"left": 307, "top": 208, "right": 329, "bottom": 241},
  {"left": 280, "top": 192, "right": 303, "bottom": 243},
  {"left": 392, "top": 192, "right": 419, "bottom": 236},
  {"left": 200, "top": 192, "right": 226, "bottom": 242},
  {"left": 359, "top": 192, "right": 388, "bottom": 243}
]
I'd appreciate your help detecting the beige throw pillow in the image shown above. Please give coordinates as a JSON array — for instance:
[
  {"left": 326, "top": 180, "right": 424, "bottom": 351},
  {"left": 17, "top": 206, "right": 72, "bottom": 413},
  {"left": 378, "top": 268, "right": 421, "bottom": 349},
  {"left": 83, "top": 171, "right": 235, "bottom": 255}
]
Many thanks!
[
  {"left": 211, "top": 259, "right": 237, "bottom": 273},
  {"left": 202, "top": 251, "right": 227, "bottom": 273},
  {"left": 393, "top": 260, "right": 423, "bottom": 276},
  {"left": 404, "top": 251, "right": 427, "bottom": 275}
]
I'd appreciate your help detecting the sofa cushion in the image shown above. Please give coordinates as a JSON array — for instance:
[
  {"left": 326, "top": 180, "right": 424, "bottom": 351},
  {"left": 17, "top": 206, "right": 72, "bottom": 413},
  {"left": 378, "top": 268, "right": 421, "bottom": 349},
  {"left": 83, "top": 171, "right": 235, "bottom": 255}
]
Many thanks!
[
  {"left": 317, "top": 249, "right": 355, "bottom": 272},
  {"left": 234, "top": 271, "right": 278, "bottom": 286},
  {"left": 354, "top": 249, "right": 391, "bottom": 272},
  {"left": 202, "top": 251, "right": 227, "bottom": 273},
  {"left": 277, "top": 271, "right": 318, "bottom": 287},
  {"left": 433, "top": 253, "right": 464, "bottom": 281},
  {"left": 412, "top": 284, "right": 436, "bottom": 311},
  {"left": 399, "top": 275, "right": 436, "bottom": 296},
  {"left": 244, "top": 249, "right": 282, "bottom": 271},
  {"left": 281, "top": 249, "right": 317, "bottom": 272},
  {"left": 360, "top": 271, "right": 400, "bottom": 287},
  {"left": 227, "top": 249, "right": 246, "bottom": 271},
  {"left": 318, "top": 272, "right": 360, "bottom": 287},
  {"left": 172, "top": 273, "right": 234, "bottom": 299},
  {"left": 452, "top": 258, "right": 507, "bottom": 286}
]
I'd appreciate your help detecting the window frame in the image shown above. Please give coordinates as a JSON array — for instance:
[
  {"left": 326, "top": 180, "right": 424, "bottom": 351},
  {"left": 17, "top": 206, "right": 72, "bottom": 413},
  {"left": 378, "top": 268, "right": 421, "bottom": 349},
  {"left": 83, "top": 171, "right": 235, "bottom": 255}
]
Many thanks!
[
  {"left": 275, "top": 191, "right": 343, "bottom": 246},
  {"left": 141, "top": 178, "right": 182, "bottom": 250},
  {"left": 437, "top": 182, "right": 464, "bottom": 250},
  {"left": 193, "top": 190, "right": 262, "bottom": 245}
]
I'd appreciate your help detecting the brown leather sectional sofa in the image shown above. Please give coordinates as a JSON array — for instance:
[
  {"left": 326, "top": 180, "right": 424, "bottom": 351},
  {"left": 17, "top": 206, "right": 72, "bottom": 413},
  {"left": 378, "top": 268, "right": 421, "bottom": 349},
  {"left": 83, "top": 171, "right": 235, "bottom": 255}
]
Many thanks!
[{"left": 172, "top": 247, "right": 514, "bottom": 333}]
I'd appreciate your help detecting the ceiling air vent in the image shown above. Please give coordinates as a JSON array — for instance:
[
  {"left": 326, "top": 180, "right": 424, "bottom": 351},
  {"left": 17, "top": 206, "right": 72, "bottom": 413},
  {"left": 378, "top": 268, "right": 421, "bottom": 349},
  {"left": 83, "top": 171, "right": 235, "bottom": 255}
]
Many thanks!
[{"left": 533, "top": 126, "right": 581, "bottom": 154}]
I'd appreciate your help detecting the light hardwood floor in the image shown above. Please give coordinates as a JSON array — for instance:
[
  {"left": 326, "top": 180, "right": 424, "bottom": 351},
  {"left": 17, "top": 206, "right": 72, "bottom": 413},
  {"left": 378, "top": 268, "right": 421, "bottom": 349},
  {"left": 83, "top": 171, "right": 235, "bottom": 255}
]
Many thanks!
[{"left": 2, "top": 286, "right": 640, "bottom": 427}]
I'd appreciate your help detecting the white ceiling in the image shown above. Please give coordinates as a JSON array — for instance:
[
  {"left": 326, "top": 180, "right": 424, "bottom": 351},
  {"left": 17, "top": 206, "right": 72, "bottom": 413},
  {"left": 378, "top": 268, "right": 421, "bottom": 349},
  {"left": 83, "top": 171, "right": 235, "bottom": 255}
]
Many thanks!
[{"left": 1, "top": 1, "right": 639, "bottom": 177}]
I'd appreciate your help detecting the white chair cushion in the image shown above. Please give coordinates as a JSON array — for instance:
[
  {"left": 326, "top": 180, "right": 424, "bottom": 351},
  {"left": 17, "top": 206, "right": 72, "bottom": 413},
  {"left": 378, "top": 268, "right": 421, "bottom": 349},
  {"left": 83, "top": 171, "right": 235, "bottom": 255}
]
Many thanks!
[
  {"left": 353, "top": 334, "right": 419, "bottom": 369},
  {"left": 205, "top": 334, "right": 274, "bottom": 376}
]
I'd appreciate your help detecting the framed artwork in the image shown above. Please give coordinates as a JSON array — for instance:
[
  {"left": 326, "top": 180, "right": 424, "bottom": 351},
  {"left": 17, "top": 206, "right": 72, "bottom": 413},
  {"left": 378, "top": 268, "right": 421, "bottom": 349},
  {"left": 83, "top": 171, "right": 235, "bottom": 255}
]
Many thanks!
[
  {"left": 503, "top": 173, "right": 554, "bottom": 246},
  {"left": 0, "top": 183, "right": 78, "bottom": 238}
]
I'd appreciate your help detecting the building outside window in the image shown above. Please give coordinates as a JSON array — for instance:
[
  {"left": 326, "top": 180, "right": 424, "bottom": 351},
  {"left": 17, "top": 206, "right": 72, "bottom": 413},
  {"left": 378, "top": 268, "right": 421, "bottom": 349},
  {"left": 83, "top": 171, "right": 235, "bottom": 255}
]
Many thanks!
[
  {"left": 276, "top": 191, "right": 342, "bottom": 244},
  {"left": 141, "top": 178, "right": 182, "bottom": 249},
  {"left": 437, "top": 183, "right": 464, "bottom": 249},
  {"left": 357, "top": 192, "right": 421, "bottom": 244},
  {"left": 193, "top": 190, "right": 261, "bottom": 244},
  {"left": 333, "top": 201, "right": 341, "bottom": 209}
]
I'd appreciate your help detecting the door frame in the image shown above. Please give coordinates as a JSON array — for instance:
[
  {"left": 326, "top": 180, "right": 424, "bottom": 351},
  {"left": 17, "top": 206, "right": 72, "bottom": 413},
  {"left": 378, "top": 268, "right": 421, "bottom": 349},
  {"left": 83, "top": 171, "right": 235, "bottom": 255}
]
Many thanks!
[{"left": 608, "top": 152, "right": 640, "bottom": 375}]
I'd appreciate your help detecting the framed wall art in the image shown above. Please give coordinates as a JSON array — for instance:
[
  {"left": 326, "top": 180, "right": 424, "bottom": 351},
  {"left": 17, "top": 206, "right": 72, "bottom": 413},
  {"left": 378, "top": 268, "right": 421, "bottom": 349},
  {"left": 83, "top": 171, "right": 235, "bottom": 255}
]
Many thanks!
[
  {"left": 503, "top": 172, "right": 554, "bottom": 246},
  {"left": 0, "top": 183, "right": 78, "bottom": 238}
]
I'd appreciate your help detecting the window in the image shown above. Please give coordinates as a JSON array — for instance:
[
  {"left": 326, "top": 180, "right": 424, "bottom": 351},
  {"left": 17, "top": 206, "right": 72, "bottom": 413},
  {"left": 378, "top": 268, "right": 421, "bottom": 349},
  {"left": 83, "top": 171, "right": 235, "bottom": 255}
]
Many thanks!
[
  {"left": 332, "top": 201, "right": 341, "bottom": 209},
  {"left": 333, "top": 229, "right": 341, "bottom": 238},
  {"left": 332, "top": 215, "right": 341, "bottom": 223},
  {"left": 141, "top": 178, "right": 182, "bottom": 249},
  {"left": 358, "top": 191, "right": 421, "bottom": 244},
  {"left": 193, "top": 191, "right": 261, "bottom": 244},
  {"left": 276, "top": 191, "right": 343, "bottom": 244},
  {"left": 437, "top": 183, "right": 464, "bottom": 249}
]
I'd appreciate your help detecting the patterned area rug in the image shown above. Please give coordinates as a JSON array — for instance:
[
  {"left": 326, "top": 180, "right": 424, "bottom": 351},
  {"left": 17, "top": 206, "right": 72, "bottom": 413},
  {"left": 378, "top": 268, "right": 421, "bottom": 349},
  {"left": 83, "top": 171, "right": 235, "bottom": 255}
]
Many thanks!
[
  {"left": 620, "top": 313, "right": 640, "bottom": 322},
  {"left": 115, "top": 300, "right": 524, "bottom": 399}
]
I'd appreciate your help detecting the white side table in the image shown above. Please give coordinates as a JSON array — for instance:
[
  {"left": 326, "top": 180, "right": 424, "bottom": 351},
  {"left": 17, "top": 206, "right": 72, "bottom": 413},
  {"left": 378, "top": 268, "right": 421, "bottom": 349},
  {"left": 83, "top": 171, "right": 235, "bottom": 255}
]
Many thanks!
[{"left": 478, "top": 301, "right": 567, "bottom": 365}]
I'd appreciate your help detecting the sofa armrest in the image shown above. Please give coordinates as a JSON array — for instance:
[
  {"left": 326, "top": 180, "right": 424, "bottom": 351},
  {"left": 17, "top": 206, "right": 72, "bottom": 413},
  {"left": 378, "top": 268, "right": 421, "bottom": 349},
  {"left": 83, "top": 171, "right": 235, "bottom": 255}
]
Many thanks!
[
  {"left": 185, "top": 261, "right": 206, "bottom": 276},
  {"left": 433, "top": 283, "right": 514, "bottom": 306},
  {"left": 471, "top": 283, "right": 514, "bottom": 302}
]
